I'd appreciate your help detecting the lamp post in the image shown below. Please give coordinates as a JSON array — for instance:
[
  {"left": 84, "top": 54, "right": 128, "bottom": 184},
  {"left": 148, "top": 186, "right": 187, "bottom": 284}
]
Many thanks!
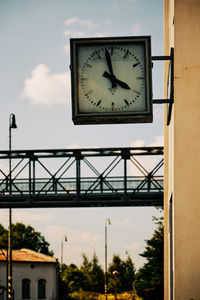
[
  {"left": 8, "top": 113, "right": 17, "bottom": 300},
  {"left": 105, "top": 218, "right": 111, "bottom": 300},
  {"left": 61, "top": 236, "right": 67, "bottom": 270}
]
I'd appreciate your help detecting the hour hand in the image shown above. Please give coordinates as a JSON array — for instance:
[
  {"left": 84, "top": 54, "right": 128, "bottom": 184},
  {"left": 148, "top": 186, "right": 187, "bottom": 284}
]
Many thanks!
[
  {"left": 115, "top": 78, "right": 130, "bottom": 89},
  {"left": 103, "top": 71, "right": 130, "bottom": 90}
]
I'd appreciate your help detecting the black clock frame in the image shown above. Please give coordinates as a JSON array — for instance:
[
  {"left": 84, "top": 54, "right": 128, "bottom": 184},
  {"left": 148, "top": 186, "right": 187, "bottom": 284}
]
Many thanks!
[{"left": 70, "top": 36, "right": 153, "bottom": 125}]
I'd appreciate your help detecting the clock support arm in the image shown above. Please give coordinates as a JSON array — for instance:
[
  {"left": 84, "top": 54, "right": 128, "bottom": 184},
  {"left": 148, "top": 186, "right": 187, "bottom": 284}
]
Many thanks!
[{"left": 152, "top": 48, "right": 174, "bottom": 126}]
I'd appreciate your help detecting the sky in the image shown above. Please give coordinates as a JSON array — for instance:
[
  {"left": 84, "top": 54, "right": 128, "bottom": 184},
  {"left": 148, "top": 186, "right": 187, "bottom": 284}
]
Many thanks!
[{"left": 0, "top": 0, "right": 164, "bottom": 270}]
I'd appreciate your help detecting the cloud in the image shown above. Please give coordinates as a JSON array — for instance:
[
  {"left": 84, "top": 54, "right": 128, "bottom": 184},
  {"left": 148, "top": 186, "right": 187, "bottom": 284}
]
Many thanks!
[
  {"left": 64, "top": 17, "right": 110, "bottom": 31},
  {"left": 44, "top": 225, "right": 104, "bottom": 263},
  {"left": 45, "top": 225, "right": 103, "bottom": 245},
  {"left": 20, "top": 64, "right": 70, "bottom": 106},
  {"left": 63, "top": 17, "right": 110, "bottom": 53},
  {"left": 130, "top": 135, "right": 164, "bottom": 148},
  {"left": 131, "top": 139, "right": 145, "bottom": 147},
  {"left": 13, "top": 211, "right": 54, "bottom": 224},
  {"left": 65, "top": 17, "right": 98, "bottom": 29},
  {"left": 114, "top": 218, "right": 135, "bottom": 227},
  {"left": 0, "top": 210, "right": 54, "bottom": 228},
  {"left": 148, "top": 135, "right": 164, "bottom": 147}
]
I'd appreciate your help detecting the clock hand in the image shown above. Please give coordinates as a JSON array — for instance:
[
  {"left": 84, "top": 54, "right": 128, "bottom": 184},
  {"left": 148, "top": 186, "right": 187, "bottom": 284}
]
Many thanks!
[
  {"left": 115, "top": 78, "right": 130, "bottom": 89},
  {"left": 105, "top": 48, "right": 117, "bottom": 88},
  {"left": 103, "top": 71, "right": 130, "bottom": 90}
]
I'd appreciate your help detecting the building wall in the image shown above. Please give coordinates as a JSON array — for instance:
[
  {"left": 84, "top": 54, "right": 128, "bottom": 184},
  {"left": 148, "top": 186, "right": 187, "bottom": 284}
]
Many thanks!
[
  {"left": 0, "top": 261, "right": 58, "bottom": 300},
  {"left": 164, "top": 1, "right": 174, "bottom": 299},
  {"left": 164, "top": 0, "right": 200, "bottom": 299}
]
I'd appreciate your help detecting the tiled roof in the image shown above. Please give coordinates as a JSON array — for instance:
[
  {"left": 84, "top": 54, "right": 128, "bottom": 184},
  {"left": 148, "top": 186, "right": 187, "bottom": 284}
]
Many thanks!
[{"left": 0, "top": 248, "right": 57, "bottom": 263}]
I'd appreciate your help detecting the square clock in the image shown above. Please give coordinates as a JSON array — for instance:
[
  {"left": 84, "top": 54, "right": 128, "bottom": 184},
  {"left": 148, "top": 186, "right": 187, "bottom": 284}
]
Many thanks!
[{"left": 70, "top": 36, "right": 152, "bottom": 125}]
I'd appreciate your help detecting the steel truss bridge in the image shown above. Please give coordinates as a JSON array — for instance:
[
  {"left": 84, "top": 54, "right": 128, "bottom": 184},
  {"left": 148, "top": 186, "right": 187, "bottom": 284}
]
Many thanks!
[{"left": 0, "top": 146, "right": 164, "bottom": 208}]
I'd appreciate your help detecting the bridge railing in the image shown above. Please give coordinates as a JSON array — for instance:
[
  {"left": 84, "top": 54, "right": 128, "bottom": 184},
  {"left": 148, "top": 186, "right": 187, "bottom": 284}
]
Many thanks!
[{"left": 0, "top": 176, "right": 163, "bottom": 196}]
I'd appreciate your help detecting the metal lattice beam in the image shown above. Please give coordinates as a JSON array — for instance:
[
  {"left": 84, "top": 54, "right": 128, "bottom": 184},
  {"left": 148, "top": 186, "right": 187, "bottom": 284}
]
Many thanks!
[{"left": 0, "top": 147, "right": 164, "bottom": 208}]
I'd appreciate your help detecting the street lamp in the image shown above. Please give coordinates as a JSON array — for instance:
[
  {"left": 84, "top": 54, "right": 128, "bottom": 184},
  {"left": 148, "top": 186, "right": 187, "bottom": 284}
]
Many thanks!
[
  {"left": 112, "top": 270, "right": 119, "bottom": 300},
  {"left": 61, "top": 236, "right": 68, "bottom": 266},
  {"left": 8, "top": 113, "right": 17, "bottom": 300},
  {"left": 105, "top": 218, "right": 111, "bottom": 300}
]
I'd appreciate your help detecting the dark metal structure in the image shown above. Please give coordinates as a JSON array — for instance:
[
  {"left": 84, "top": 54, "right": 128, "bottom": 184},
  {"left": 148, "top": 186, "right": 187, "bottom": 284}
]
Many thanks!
[
  {"left": 0, "top": 147, "right": 164, "bottom": 208},
  {"left": 152, "top": 48, "right": 174, "bottom": 125}
]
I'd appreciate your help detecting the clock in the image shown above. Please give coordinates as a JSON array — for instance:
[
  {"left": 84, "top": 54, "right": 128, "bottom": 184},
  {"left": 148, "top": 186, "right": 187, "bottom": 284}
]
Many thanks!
[{"left": 70, "top": 36, "right": 152, "bottom": 125}]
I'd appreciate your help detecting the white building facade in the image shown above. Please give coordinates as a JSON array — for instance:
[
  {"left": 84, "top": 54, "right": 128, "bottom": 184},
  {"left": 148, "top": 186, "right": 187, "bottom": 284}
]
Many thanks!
[{"left": 0, "top": 248, "right": 58, "bottom": 300}]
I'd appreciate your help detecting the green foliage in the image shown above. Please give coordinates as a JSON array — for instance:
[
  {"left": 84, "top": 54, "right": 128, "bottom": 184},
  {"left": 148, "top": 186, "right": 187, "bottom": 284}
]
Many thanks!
[
  {"left": 0, "top": 222, "right": 53, "bottom": 256},
  {"left": 68, "top": 291, "right": 141, "bottom": 300},
  {"left": 62, "top": 263, "right": 90, "bottom": 293},
  {"left": 135, "top": 216, "right": 164, "bottom": 300},
  {"left": 61, "top": 253, "right": 104, "bottom": 295},
  {"left": 80, "top": 252, "right": 104, "bottom": 293},
  {"left": 90, "top": 253, "right": 104, "bottom": 293},
  {"left": 108, "top": 254, "right": 136, "bottom": 293},
  {"left": 0, "top": 224, "right": 8, "bottom": 246},
  {"left": 69, "top": 290, "right": 100, "bottom": 300}
]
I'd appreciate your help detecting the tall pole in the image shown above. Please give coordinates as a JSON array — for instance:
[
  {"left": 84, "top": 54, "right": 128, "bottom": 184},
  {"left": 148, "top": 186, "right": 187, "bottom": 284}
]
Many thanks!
[
  {"left": 8, "top": 114, "right": 17, "bottom": 300},
  {"left": 60, "top": 236, "right": 67, "bottom": 274},
  {"left": 61, "top": 239, "right": 63, "bottom": 266},
  {"left": 105, "top": 218, "right": 111, "bottom": 300}
]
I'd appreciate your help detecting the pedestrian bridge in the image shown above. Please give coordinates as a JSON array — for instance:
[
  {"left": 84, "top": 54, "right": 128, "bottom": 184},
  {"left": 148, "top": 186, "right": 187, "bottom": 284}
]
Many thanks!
[{"left": 0, "top": 147, "right": 164, "bottom": 208}]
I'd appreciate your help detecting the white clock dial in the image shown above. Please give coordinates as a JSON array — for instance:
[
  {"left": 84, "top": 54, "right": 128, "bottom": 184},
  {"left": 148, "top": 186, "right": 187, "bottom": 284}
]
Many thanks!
[{"left": 77, "top": 44, "right": 146, "bottom": 113}]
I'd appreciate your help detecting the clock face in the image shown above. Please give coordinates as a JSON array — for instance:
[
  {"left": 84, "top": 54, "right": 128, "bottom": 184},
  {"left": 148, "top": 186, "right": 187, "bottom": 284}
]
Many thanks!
[
  {"left": 78, "top": 44, "right": 146, "bottom": 113},
  {"left": 70, "top": 37, "right": 152, "bottom": 124}
]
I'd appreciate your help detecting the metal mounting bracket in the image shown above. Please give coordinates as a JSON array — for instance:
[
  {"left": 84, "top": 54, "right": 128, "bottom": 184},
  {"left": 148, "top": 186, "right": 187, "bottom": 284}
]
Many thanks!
[{"left": 152, "top": 48, "right": 174, "bottom": 126}]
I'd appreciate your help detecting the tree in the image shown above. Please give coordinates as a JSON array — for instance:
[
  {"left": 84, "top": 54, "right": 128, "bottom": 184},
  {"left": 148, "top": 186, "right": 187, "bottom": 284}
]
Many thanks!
[
  {"left": 62, "top": 263, "right": 90, "bottom": 293},
  {"left": 135, "top": 216, "right": 164, "bottom": 300},
  {"left": 80, "top": 252, "right": 104, "bottom": 293},
  {"left": 0, "top": 224, "right": 8, "bottom": 246},
  {"left": 90, "top": 253, "right": 104, "bottom": 293},
  {"left": 108, "top": 254, "right": 136, "bottom": 293},
  {"left": 0, "top": 222, "right": 53, "bottom": 256},
  {"left": 123, "top": 255, "right": 136, "bottom": 291},
  {"left": 80, "top": 253, "right": 92, "bottom": 291}
]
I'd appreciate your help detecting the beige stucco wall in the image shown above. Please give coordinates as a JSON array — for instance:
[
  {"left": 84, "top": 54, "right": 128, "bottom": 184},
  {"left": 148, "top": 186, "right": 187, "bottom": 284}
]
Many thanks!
[
  {"left": 164, "top": 0, "right": 200, "bottom": 299},
  {"left": 164, "top": 1, "right": 174, "bottom": 299}
]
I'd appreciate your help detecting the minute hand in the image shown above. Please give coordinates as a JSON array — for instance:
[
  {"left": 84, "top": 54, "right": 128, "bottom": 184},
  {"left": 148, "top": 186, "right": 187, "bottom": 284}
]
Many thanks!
[
  {"left": 103, "top": 71, "right": 130, "bottom": 89},
  {"left": 105, "top": 48, "right": 117, "bottom": 88}
]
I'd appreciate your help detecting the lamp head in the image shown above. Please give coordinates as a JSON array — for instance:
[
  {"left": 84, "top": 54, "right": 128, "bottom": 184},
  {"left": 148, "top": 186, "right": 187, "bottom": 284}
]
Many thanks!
[
  {"left": 106, "top": 218, "right": 111, "bottom": 225},
  {"left": 112, "top": 270, "right": 119, "bottom": 275},
  {"left": 10, "top": 114, "right": 17, "bottom": 129}
]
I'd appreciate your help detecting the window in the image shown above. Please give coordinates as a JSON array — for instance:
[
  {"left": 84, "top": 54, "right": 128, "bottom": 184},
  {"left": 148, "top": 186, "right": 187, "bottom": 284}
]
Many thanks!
[
  {"left": 38, "top": 279, "right": 46, "bottom": 299},
  {"left": 22, "top": 278, "right": 30, "bottom": 299}
]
